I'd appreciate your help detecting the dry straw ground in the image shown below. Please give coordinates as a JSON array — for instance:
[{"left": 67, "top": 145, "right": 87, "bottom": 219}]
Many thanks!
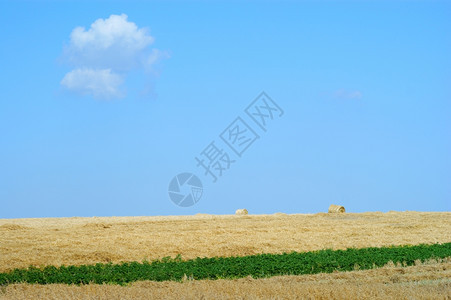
[
  {"left": 1, "top": 259, "right": 450, "bottom": 299},
  {"left": 0, "top": 211, "right": 450, "bottom": 299},
  {"left": 0, "top": 211, "right": 449, "bottom": 272}
]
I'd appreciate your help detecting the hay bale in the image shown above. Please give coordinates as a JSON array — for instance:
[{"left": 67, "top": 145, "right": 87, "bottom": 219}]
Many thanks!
[
  {"left": 235, "top": 209, "right": 248, "bottom": 215},
  {"left": 328, "top": 204, "right": 345, "bottom": 213},
  {"left": 274, "top": 212, "right": 287, "bottom": 216}
]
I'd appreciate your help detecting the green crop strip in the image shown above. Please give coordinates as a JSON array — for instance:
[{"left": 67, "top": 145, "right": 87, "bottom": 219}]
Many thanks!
[{"left": 0, "top": 243, "right": 449, "bottom": 286}]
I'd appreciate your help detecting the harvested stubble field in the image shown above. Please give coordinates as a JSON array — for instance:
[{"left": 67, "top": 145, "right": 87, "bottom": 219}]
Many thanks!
[
  {"left": 1, "top": 259, "right": 450, "bottom": 299},
  {"left": 1, "top": 211, "right": 450, "bottom": 299}
]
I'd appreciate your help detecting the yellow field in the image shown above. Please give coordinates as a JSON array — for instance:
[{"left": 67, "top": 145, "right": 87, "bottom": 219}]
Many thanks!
[
  {"left": 1, "top": 211, "right": 450, "bottom": 299},
  {"left": 1, "top": 259, "right": 450, "bottom": 299},
  {"left": 1, "top": 211, "right": 450, "bottom": 272}
]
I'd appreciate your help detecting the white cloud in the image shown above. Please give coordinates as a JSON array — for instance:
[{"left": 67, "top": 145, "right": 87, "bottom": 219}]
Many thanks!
[
  {"left": 70, "top": 14, "right": 153, "bottom": 51},
  {"left": 61, "top": 68, "right": 124, "bottom": 99},
  {"left": 61, "top": 14, "right": 167, "bottom": 99},
  {"left": 144, "top": 48, "right": 170, "bottom": 72},
  {"left": 333, "top": 89, "right": 362, "bottom": 100}
]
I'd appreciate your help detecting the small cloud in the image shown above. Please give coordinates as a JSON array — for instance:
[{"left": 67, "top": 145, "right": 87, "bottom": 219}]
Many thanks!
[
  {"left": 60, "top": 14, "right": 167, "bottom": 99},
  {"left": 61, "top": 68, "right": 124, "bottom": 99},
  {"left": 333, "top": 89, "right": 362, "bottom": 100},
  {"left": 145, "top": 48, "right": 170, "bottom": 72},
  {"left": 70, "top": 14, "right": 153, "bottom": 52}
]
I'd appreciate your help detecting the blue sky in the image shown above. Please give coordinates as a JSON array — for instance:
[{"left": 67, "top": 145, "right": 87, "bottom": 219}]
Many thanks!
[{"left": 0, "top": 1, "right": 450, "bottom": 218}]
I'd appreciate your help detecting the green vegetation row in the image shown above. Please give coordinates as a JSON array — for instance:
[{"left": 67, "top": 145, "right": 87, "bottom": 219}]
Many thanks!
[{"left": 1, "top": 243, "right": 450, "bottom": 286}]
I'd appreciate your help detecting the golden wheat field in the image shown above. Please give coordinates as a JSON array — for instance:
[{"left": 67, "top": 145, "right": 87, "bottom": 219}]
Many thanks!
[
  {"left": 1, "top": 259, "right": 450, "bottom": 300},
  {"left": 1, "top": 211, "right": 450, "bottom": 299}
]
